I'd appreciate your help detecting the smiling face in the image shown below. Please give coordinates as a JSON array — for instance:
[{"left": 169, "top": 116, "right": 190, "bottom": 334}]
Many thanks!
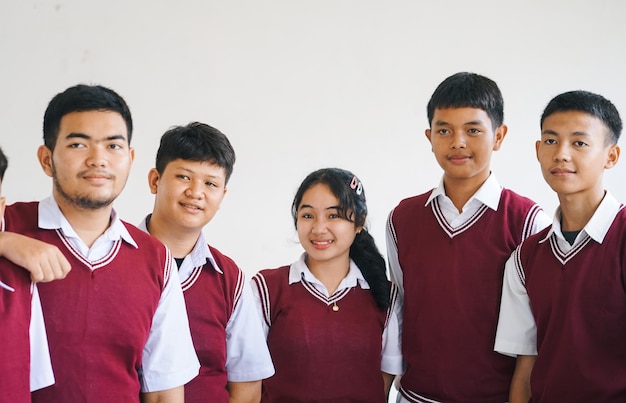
[
  {"left": 426, "top": 107, "right": 506, "bottom": 190},
  {"left": 536, "top": 111, "right": 620, "bottom": 201},
  {"left": 148, "top": 158, "right": 227, "bottom": 233},
  {"left": 296, "top": 183, "right": 360, "bottom": 271},
  {"left": 38, "top": 110, "right": 134, "bottom": 212}
]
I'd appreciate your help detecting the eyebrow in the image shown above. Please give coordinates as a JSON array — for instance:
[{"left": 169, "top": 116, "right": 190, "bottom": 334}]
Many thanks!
[
  {"left": 65, "top": 132, "right": 128, "bottom": 142},
  {"left": 299, "top": 204, "right": 341, "bottom": 211},
  {"left": 541, "top": 129, "right": 590, "bottom": 137},
  {"left": 433, "top": 120, "right": 486, "bottom": 126}
]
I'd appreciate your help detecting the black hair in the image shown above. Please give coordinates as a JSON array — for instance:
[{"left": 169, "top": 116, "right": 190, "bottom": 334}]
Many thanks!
[
  {"left": 427, "top": 72, "right": 504, "bottom": 129},
  {"left": 155, "top": 122, "right": 236, "bottom": 184},
  {"left": 291, "top": 168, "right": 390, "bottom": 309},
  {"left": 540, "top": 90, "right": 622, "bottom": 145},
  {"left": 43, "top": 84, "right": 133, "bottom": 150},
  {"left": 0, "top": 146, "right": 7, "bottom": 181}
]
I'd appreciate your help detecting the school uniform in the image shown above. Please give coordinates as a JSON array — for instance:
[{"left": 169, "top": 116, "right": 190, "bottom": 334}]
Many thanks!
[
  {"left": 0, "top": 258, "right": 54, "bottom": 403},
  {"left": 3, "top": 198, "right": 199, "bottom": 402},
  {"left": 252, "top": 254, "right": 402, "bottom": 403},
  {"left": 139, "top": 216, "right": 274, "bottom": 403},
  {"left": 495, "top": 192, "right": 626, "bottom": 402},
  {"left": 386, "top": 174, "right": 550, "bottom": 403}
]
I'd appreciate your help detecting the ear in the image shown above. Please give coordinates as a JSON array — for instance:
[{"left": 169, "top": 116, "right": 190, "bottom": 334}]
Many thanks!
[
  {"left": 425, "top": 128, "right": 432, "bottom": 142},
  {"left": 129, "top": 147, "right": 135, "bottom": 164},
  {"left": 37, "top": 145, "right": 54, "bottom": 178},
  {"left": 605, "top": 144, "right": 620, "bottom": 169},
  {"left": 535, "top": 140, "right": 541, "bottom": 161},
  {"left": 492, "top": 125, "right": 508, "bottom": 151},
  {"left": 147, "top": 168, "right": 160, "bottom": 194},
  {"left": 0, "top": 196, "right": 5, "bottom": 218}
]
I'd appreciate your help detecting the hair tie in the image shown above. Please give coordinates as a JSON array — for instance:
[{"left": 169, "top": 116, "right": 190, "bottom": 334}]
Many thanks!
[{"left": 350, "top": 175, "right": 363, "bottom": 195}]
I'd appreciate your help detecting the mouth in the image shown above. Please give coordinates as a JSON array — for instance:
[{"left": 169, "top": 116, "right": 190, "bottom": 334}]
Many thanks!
[
  {"left": 447, "top": 155, "right": 471, "bottom": 164},
  {"left": 550, "top": 168, "right": 576, "bottom": 176},
  {"left": 180, "top": 202, "right": 203, "bottom": 211},
  {"left": 311, "top": 240, "right": 333, "bottom": 249}
]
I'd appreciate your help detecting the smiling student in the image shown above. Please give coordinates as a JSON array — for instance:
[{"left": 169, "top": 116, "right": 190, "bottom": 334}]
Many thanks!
[
  {"left": 386, "top": 72, "right": 551, "bottom": 402},
  {"left": 2, "top": 84, "right": 199, "bottom": 403},
  {"left": 252, "top": 168, "right": 402, "bottom": 403},
  {"left": 495, "top": 90, "right": 625, "bottom": 402},
  {"left": 139, "top": 122, "right": 274, "bottom": 403}
]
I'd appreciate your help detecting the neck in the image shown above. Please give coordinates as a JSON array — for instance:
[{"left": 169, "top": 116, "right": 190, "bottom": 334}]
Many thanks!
[
  {"left": 147, "top": 212, "right": 200, "bottom": 258},
  {"left": 306, "top": 255, "right": 350, "bottom": 295},
  {"left": 443, "top": 173, "right": 489, "bottom": 213},
  {"left": 558, "top": 188, "right": 606, "bottom": 232},
  {"left": 54, "top": 197, "right": 113, "bottom": 248}
]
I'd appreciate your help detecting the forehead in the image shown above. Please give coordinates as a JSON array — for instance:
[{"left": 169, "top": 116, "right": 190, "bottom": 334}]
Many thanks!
[
  {"left": 164, "top": 158, "right": 226, "bottom": 177},
  {"left": 432, "top": 107, "right": 492, "bottom": 126},
  {"left": 541, "top": 111, "right": 609, "bottom": 137},
  {"left": 300, "top": 183, "right": 339, "bottom": 205},
  {"left": 58, "top": 110, "right": 129, "bottom": 141}
]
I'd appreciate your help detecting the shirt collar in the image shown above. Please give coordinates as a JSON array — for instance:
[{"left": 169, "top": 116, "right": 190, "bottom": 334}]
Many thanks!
[
  {"left": 39, "top": 196, "right": 137, "bottom": 248},
  {"left": 540, "top": 191, "right": 622, "bottom": 244},
  {"left": 288, "top": 253, "right": 370, "bottom": 289},
  {"left": 425, "top": 173, "right": 502, "bottom": 211},
  {"left": 138, "top": 214, "right": 222, "bottom": 276}
]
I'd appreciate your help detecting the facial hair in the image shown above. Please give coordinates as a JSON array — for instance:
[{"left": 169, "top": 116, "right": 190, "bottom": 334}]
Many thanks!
[{"left": 51, "top": 163, "right": 115, "bottom": 210}]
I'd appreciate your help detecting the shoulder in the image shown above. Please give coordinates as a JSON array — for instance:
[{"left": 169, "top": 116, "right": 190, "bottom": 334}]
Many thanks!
[
  {"left": 500, "top": 188, "right": 542, "bottom": 210},
  {"left": 207, "top": 245, "right": 242, "bottom": 274},
  {"left": 252, "top": 266, "right": 291, "bottom": 283},
  {"left": 122, "top": 220, "right": 168, "bottom": 251},
  {"left": 390, "top": 190, "right": 433, "bottom": 218}
]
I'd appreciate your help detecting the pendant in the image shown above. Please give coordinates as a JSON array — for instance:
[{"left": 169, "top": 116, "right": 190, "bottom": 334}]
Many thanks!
[{"left": 332, "top": 303, "right": 339, "bottom": 312}]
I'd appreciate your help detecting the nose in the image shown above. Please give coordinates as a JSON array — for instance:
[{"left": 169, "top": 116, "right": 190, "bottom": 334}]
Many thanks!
[
  {"left": 311, "top": 217, "right": 328, "bottom": 234},
  {"left": 450, "top": 132, "right": 466, "bottom": 149},
  {"left": 185, "top": 180, "right": 203, "bottom": 198},
  {"left": 86, "top": 145, "right": 107, "bottom": 167},
  {"left": 554, "top": 142, "right": 571, "bottom": 162}
]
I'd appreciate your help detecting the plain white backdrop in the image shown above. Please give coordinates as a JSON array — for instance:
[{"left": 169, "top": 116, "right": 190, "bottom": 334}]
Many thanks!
[{"left": 2, "top": 2, "right": 626, "bottom": 399}]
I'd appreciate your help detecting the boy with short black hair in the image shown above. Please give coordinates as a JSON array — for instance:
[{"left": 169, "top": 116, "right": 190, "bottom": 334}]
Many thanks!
[
  {"left": 140, "top": 122, "right": 274, "bottom": 403},
  {"left": 495, "top": 90, "right": 624, "bottom": 402},
  {"left": 3, "top": 84, "right": 199, "bottom": 403},
  {"left": 386, "top": 72, "right": 551, "bottom": 402}
]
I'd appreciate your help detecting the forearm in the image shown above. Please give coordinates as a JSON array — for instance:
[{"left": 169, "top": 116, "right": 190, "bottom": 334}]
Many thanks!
[
  {"left": 509, "top": 355, "right": 536, "bottom": 403},
  {"left": 382, "top": 371, "right": 396, "bottom": 400},
  {"left": 227, "top": 380, "right": 262, "bottom": 403},
  {"left": 141, "top": 386, "right": 184, "bottom": 403}
]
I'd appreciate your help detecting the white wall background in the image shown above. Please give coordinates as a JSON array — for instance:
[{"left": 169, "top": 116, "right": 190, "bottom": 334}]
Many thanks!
[{"left": 1, "top": 3, "right": 625, "bottom": 397}]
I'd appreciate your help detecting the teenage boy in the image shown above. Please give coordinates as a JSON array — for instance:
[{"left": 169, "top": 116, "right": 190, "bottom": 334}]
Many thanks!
[
  {"left": 140, "top": 122, "right": 274, "bottom": 403},
  {"left": 495, "top": 90, "right": 624, "bottom": 402},
  {"left": 0, "top": 146, "right": 55, "bottom": 402},
  {"left": 386, "top": 72, "right": 551, "bottom": 402},
  {"left": 2, "top": 84, "right": 200, "bottom": 403}
]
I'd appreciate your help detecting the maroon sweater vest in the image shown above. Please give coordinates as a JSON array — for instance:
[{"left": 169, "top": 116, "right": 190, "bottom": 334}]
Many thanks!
[
  {"left": 4, "top": 202, "right": 168, "bottom": 403},
  {"left": 182, "top": 246, "right": 243, "bottom": 403},
  {"left": 389, "top": 189, "right": 541, "bottom": 402},
  {"left": 0, "top": 258, "right": 33, "bottom": 403},
  {"left": 520, "top": 208, "right": 626, "bottom": 402},
  {"left": 253, "top": 266, "right": 389, "bottom": 403}
]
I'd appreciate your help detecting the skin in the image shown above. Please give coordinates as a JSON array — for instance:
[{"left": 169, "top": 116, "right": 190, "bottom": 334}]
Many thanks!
[
  {"left": 509, "top": 355, "right": 536, "bottom": 403},
  {"left": 536, "top": 111, "right": 620, "bottom": 231},
  {"left": 227, "top": 380, "right": 262, "bottom": 403},
  {"left": 295, "top": 183, "right": 361, "bottom": 294},
  {"left": 0, "top": 182, "right": 71, "bottom": 282},
  {"left": 37, "top": 110, "right": 135, "bottom": 248},
  {"left": 147, "top": 159, "right": 227, "bottom": 258},
  {"left": 426, "top": 107, "right": 507, "bottom": 212},
  {"left": 141, "top": 386, "right": 183, "bottom": 403}
]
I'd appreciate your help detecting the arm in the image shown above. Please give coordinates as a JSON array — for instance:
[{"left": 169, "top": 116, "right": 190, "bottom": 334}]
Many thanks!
[
  {"left": 140, "top": 386, "right": 183, "bottom": 403},
  {"left": 227, "top": 380, "right": 262, "bottom": 403},
  {"left": 382, "top": 372, "right": 396, "bottom": 400},
  {"left": 0, "top": 231, "right": 71, "bottom": 282},
  {"left": 509, "top": 355, "right": 536, "bottom": 403}
]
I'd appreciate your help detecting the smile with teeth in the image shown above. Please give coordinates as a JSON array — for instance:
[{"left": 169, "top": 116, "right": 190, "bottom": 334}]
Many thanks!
[
  {"left": 311, "top": 240, "right": 333, "bottom": 249},
  {"left": 181, "top": 202, "right": 202, "bottom": 210}
]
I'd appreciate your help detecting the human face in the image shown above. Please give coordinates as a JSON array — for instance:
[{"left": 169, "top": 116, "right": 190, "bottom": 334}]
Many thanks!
[
  {"left": 536, "top": 111, "right": 620, "bottom": 200},
  {"left": 148, "top": 159, "right": 227, "bottom": 233},
  {"left": 38, "top": 110, "right": 134, "bottom": 212},
  {"left": 426, "top": 107, "right": 506, "bottom": 189},
  {"left": 296, "top": 183, "right": 360, "bottom": 270}
]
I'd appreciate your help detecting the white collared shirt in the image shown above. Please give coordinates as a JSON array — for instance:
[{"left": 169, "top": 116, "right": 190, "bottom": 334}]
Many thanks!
[
  {"left": 251, "top": 253, "right": 404, "bottom": 375},
  {"left": 494, "top": 191, "right": 622, "bottom": 357},
  {"left": 38, "top": 197, "right": 199, "bottom": 392},
  {"left": 139, "top": 215, "right": 275, "bottom": 382}
]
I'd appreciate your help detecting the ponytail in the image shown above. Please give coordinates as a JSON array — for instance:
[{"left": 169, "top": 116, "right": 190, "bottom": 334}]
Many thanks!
[{"left": 350, "top": 229, "right": 390, "bottom": 310}]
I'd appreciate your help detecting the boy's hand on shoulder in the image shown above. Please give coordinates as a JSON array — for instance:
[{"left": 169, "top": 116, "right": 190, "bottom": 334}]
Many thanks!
[{"left": 0, "top": 231, "right": 71, "bottom": 282}]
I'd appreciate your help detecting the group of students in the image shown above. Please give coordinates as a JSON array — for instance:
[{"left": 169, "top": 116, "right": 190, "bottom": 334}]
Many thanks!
[{"left": 0, "top": 70, "right": 623, "bottom": 403}]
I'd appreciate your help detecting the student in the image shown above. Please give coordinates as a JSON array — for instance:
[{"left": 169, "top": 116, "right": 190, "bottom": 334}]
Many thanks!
[
  {"left": 2, "top": 84, "right": 200, "bottom": 403},
  {"left": 386, "top": 72, "right": 551, "bottom": 402},
  {"left": 139, "top": 122, "right": 274, "bottom": 403},
  {"left": 495, "top": 90, "right": 624, "bottom": 402},
  {"left": 0, "top": 146, "right": 55, "bottom": 402},
  {"left": 252, "top": 168, "right": 402, "bottom": 403}
]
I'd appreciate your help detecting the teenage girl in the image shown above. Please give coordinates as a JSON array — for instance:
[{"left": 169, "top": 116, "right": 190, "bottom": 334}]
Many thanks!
[{"left": 252, "top": 167, "right": 402, "bottom": 403}]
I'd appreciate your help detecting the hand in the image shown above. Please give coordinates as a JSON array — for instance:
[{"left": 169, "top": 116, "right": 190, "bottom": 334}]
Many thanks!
[{"left": 0, "top": 232, "right": 71, "bottom": 282}]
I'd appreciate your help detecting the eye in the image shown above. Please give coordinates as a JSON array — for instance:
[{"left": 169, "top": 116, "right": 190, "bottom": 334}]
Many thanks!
[
  {"left": 69, "top": 142, "right": 85, "bottom": 148},
  {"left": 573, "top": 140, "right": 587, "bottom": 147},
  {"left": 300, "top": 213, "right": 313, "bottom": 220},
  {"left": 176, "top": 174, "right": 190, "bottom": 181},
  {"left": 468, "top": 128, "right": 481, "bottom": 135},
  {"left": 544, "top": 138, "right": 557, "bottom": 145},
  {"left": 328, "top": 213, "right": 340, "bottom": 219},
  {"left": 437, "top": 129, "right": 450, "bottom": 135},
  {"left": 108, "top": 143, "right": 124, "bottom": 150},
  {"left": 205, "top": 181, "right": 217, "bottom": 188}
]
